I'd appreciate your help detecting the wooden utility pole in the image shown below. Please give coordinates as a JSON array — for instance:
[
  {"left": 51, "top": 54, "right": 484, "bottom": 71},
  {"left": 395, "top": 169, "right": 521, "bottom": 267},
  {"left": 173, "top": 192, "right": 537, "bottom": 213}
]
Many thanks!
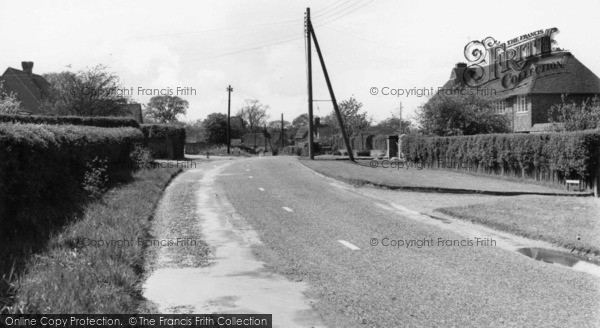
[
  {"left": 226, "top": 85, "right": 233, "bottom": 154},
  {"left": 396, "top": 101, "right": 403, "bottom": 134},
  {"left": 306, "top": 8, "right": 315, "bottom": 159},
  {"left": 307, "top": 10, "right": 354, "bottom": 161},
  {"left": 281, "top": 113, "right": 285, "bottom": 148}
]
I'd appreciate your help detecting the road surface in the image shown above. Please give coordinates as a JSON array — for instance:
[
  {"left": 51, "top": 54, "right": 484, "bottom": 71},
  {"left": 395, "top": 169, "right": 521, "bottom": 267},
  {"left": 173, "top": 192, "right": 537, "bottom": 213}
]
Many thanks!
[{"left": 146, "top": 156, "right": 600, "bottom": 327}]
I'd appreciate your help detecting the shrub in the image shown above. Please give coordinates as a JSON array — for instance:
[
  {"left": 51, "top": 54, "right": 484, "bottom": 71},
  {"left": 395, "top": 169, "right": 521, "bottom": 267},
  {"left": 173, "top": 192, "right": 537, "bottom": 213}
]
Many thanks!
[
  {"left": 83, "top": 157, "right": 109, "bottom": 199},
  {"left": 140, "top": 124, "right": 186, "bottom": 159},
  {"left": 301, "top": 142, "right": 322, "bottom": 156},
  {"left": 129, "top": 144, "right": 154, "bottom": 170},
  {"left": 401, "top": 130, "right": 600, "bottom": 179},
  {"left": 281, "top": 146, "right": 300, "bottom": 156},
  {"left": 0, "top": 123, "right": 142, "bottom": 235},
  {"left": 0, "top": 114, "right": 140, "bottom": 128}
]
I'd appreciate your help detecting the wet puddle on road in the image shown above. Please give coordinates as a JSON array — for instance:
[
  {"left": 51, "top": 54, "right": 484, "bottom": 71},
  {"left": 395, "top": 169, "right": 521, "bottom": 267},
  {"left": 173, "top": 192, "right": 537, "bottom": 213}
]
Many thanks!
[
  {"left": 144, "top": 162, "right": 326, "bottom": 328},
  {"left": 517, "top": 247, "right": 600, "bottom": 278}
]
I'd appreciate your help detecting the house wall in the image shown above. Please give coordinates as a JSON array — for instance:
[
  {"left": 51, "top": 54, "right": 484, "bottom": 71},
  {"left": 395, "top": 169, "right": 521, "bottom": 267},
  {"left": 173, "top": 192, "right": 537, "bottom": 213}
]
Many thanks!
[
  {"left": 513, "top": 96, "right": 532, "bottom": 132},
  {"left": 516, "top": 94, "right": 599, "bottom": 131}
]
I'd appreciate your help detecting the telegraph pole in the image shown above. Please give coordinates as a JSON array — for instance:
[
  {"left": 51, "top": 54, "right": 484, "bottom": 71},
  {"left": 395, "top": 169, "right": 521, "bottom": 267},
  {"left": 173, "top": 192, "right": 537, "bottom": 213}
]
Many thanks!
[
  {"left": 396, "top": 101, "right": 403, "bottom": 134},
  {"left": 305, "top": 8, "right": 315, "bottom": 159},
  {"left": 281, "top": 113, "right": 285, "bottom": 148},
  {"left": 307, "top": 9, "right": 354, "bottom": 161},
  {"left": 226, "top": 85, "right": 233, "bottom": 154}
]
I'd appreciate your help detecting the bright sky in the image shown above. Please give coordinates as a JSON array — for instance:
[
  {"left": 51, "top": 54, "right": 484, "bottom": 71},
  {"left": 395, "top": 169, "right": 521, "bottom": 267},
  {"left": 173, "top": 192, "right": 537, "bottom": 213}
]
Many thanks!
[{"left": 2, "top": 0, "right": 599, "bottom": 124}]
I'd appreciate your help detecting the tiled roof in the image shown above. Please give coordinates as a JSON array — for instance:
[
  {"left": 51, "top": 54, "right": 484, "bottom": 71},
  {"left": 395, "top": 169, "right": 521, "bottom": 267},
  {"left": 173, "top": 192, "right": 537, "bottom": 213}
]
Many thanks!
[
  {"left": 124, "top": 103, "right": 143, "bottom": 123},
  {"left": 294, "top": 126, "right": 308, "bottom": 139},
  {"left": 443, "top": 52, "right": 600, "bottom": 98},
  {"left": 1, "top": 67, "right": 51, "bottom": 114},
  {"left": 242, "top": 132, "right": 269, "bottom": 147}
]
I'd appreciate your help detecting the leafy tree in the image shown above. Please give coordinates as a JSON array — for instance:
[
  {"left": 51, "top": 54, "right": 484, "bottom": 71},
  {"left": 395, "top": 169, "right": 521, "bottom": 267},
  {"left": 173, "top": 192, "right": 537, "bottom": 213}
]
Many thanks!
[
  {"left": 145, "top": 95, "right": 188, "bottom": 123},
  {"left": 548, "top": 96, "right": 600, "bottom": 131},
  {"left": 0, "top": 80, "right": 21, "bottom": 114},
  {"left": 416, "top": 90, "right": 509, "bottom": 136},
  {"left": 292, "top": 113, "right": 309, "bottom": 127},
  {"left": 288, "top": 113, "right": 310, "bottom": 139},
  {"left": 323, "top": 97, "right": 371, "bottom": 136},
  {"left": 376, "top": 111, "right": 412, "bottom": 134},
  {"left": 184, "top": 119, "right": 205, "bottom": 142},
  {"left": 237, "top": 99, "right": 269, "bottom": 134},
  {"left": 43, "top": 65, "right": 130, "bottom": 116},
  {"left": 199, "top": 113, "right": 245, "bottom": 145},
  {"left": 268, "top": 119, "right": 291, "bottom": 130}
]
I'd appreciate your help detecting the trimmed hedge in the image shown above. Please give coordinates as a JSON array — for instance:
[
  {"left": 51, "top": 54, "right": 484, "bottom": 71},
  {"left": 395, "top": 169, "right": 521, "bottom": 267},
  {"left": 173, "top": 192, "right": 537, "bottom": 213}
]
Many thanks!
[
  {"left": 0, "top": 123, "right": 143, "bottom": 230},
  {"left": 401, "top": 130, "right": 600, "bottom": 180},
  {"left": 0, "top": 116, "right": 186, "bottom": 159},
  {"left": 0, "top": 114, "right": 140, "bottom": 128},
  {"left": 140, "top": 124, "right": 186, "bottom": 159}
]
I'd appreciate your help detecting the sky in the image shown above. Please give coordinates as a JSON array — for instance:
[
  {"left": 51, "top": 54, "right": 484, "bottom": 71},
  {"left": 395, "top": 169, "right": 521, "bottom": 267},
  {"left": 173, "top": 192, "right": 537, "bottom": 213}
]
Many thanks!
[{"left": 1, "top": 0, "right": 600, "bottom": 124}]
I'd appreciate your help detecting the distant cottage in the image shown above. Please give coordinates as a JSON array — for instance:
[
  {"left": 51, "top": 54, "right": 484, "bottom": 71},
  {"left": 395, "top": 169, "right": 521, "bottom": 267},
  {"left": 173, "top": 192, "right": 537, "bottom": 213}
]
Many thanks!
[{"left": 1, "top": 61, "right": 51, "bottom": 115}]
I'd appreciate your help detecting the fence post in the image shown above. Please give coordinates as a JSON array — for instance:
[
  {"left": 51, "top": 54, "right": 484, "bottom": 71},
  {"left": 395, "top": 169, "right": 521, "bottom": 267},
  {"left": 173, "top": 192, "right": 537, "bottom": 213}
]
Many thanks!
[{"left": 398, "top": 134, "right": 406, "bottom": 160}]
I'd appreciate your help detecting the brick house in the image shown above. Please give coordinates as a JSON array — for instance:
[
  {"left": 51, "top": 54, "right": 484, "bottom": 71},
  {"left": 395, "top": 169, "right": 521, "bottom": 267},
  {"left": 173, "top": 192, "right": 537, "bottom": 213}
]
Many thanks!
[
  {"left": 441, "top": 51, "right": 600, "bottom": 132},
  {"left": 1, "top": 61, "right": 51, "bottom": 115}
]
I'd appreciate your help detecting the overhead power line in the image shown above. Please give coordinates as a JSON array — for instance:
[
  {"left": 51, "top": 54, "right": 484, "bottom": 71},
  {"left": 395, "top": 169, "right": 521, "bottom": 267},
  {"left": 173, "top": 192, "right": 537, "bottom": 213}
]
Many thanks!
[
  {"left": 313, "top": 0, "right": 348, "bottom": 14},
  {"left": 312, "top": 0, "right": 357, "bottom": 19},
  {"left": 315, "top": 0, "right": 377, "bottom": 26},
  {"left": 180, "top": 35, "right": 303, "bottom": 63},
  {"left": 131, "top": 19, "right": 300, "bottom": 40}
]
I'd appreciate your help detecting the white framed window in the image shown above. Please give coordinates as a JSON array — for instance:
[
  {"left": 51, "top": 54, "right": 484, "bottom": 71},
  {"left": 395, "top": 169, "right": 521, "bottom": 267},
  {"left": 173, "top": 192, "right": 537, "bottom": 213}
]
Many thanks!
[
  {"left": 494, "top": 100, "right": 506, "bottom": 113},
  {"left": 516, "top": 95, "right": 528, "bottom": 112}
]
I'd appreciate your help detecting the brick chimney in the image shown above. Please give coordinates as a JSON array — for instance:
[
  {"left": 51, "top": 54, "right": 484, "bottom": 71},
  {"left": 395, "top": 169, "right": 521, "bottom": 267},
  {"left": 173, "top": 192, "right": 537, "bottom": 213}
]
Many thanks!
[
  {"left": 451, "top": 62, "right": 469, "bottom": 85},
  {"left": 21, "top": 61, "right": 34, "bottom": 74}
]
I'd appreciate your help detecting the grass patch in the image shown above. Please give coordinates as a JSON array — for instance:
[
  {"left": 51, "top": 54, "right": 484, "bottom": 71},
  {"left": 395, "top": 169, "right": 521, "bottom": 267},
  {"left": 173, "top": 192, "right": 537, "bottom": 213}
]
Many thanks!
[
  {"left": 2, "top": 167, "right": 181, "bottom": 313},
  {"left": 300, "top": 159, "right": 581, "bottom": 195},
  {"left": 438, "top": 196, "right": 600, "bottom": 255}
]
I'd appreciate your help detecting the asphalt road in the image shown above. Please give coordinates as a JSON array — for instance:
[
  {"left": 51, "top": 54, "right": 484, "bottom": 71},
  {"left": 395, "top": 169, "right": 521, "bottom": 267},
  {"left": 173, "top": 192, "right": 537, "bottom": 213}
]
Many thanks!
[{"left": 216, "top": 156, "right": 600, "bottom": 327}]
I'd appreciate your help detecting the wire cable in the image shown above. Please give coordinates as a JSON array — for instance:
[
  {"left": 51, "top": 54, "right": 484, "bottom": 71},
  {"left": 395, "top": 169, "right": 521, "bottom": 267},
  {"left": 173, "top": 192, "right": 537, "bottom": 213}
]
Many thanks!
[{"left": 316, "top": 0, "right": 377, "bottom": 26}]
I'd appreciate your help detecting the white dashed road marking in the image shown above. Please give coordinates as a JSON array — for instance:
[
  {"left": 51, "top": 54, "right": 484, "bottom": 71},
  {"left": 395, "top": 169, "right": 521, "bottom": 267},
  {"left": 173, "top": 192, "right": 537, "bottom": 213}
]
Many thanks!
[
  {"left": 258, "top": 188, "right": 265, "bottom": 191},
  {"left": 249, "top": 176, "right": 253, "bottom": 179},
  {"left": 338, "top": 240, "right": 361, "bottom": 251},
  {"left": 283, "top": 207, "right": 293, "bottom": 212}
]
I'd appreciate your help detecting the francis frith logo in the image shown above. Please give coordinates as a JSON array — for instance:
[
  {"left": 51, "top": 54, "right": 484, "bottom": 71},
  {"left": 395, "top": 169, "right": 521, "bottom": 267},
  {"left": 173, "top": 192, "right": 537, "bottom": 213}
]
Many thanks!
[{"left": 462, "top": 27, "right": 567, "bottom": 90}]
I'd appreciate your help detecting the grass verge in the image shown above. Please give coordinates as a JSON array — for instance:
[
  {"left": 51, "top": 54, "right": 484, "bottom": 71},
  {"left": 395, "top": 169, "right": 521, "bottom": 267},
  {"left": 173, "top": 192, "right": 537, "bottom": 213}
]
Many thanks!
[
  {"left": 300, "top": 159, "right": 589, "bottom": 196},
  {"left": 3, "top": 167, "right": 181, "bottom": 313},
  {"left": 301, "top": 159, "right": 584, "bottom": 195},
  {"left": 438, "top": 196, "right": 600, "bottom": 256}
]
